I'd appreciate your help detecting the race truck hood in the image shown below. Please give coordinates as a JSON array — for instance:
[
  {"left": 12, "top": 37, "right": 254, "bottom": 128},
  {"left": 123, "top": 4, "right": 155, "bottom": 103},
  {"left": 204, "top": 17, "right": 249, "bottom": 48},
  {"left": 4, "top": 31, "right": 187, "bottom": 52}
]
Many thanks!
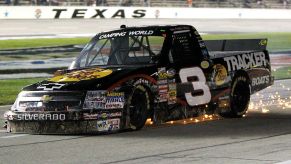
[
  {"left": 49, "top": 67, "right": 113, "bottom": 82},
  {"left": 23, "top": 65, "right": 156, "bottom": 91}
]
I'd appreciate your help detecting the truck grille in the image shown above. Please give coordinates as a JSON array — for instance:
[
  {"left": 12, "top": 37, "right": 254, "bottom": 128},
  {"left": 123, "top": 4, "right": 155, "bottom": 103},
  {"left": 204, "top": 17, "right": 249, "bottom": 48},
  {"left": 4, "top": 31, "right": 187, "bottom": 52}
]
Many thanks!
[{"left": 18, "top": 91, "right": 85, "bottom": 112}]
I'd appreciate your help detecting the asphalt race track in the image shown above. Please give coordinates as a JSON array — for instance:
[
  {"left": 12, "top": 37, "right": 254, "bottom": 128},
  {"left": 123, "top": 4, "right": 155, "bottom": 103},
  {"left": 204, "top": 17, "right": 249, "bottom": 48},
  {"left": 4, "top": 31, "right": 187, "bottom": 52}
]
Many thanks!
[
  {"left": 1, "top": 111, "right": 291, "bottom": 164},
  {"left": 0, "top": 80, "right": 290, "bottom": 164},
  {"left": 2, "top": 19, "right": 291, "bottom": 38},
  {"left": 1, "top": 19, "right": 291, "bottom": 164}
]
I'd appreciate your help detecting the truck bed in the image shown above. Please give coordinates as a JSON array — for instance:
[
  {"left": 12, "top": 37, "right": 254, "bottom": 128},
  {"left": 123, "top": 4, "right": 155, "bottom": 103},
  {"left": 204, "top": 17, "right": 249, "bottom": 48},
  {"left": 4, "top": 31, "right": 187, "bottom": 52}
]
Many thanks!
[{"left": 205, "top": 39, "right": 267, "bottom": 59}]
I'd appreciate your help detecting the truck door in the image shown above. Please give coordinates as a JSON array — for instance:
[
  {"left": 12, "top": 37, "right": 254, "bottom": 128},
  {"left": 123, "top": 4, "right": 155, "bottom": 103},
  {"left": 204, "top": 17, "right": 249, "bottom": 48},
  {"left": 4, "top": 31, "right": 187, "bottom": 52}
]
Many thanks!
[{"left": 169, "top": 30, "right": 211, "bottom": 107}]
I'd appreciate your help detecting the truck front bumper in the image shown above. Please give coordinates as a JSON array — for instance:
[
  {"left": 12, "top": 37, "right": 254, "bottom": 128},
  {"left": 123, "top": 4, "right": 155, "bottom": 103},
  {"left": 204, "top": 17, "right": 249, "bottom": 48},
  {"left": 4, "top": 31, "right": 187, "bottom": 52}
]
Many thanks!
[{"left": 4, "top": 110, "right": 123, "bottom": 134}]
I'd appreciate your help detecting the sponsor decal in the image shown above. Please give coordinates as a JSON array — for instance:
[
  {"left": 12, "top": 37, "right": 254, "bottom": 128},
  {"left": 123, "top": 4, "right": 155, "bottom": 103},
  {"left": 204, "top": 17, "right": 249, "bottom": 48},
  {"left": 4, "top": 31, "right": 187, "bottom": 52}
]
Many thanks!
[
  {"left": 49, "top": 67, "right": 112, "bottom": 82},
  {"left": 159, "top": 89, "right": 168, "bottom": 94},
  {"left": 170, "top": 26, "right": 191, "bottom": 32},
  {"left": 168, "top": 81, "right": 176, "bottom": 90},
  {"left": 99, "top": 32, "right": 126, "bottom": 39},
  {"left": 157, "top": 67, "right": 176, "bottom": 79},
  {"left": 84, "top": 91, "right": 125, "bottom": 109},
  {"left": 129, "top": 30, "right": 154, "bottom": 36},
  {"left": 200, "top": 60, "right": 210, "bottom": 69},
  {"left": 97, "top": 118, "right": 120, "bottom": 131},
  {"left": 168, "top": 83, "right": 177, "bottom": 105},
  {"left": 159, "top": 94, "right": 168, "bottom": 102},
  {"left": 105, "top": 92, "right": 125, "bottom": 109},
  {"left": 157, "top": 68, "right": 168, "bottom": 102},
  {"left": 83, "top": 91, "right": 107, "bottom": 109},
  {"left": 18, "top": 101, "right": 43, "bottom": 111},
  {"left": 12, "top": 113, "right": 66, "bottom": 121},
  {"left": 157, "top": 79, "right": 167, "bottom": 85},
  {"left": 106, "top": 92, "right": 124, "bottom": 97},
  {"left": 84, "top": 113, "right": 101, "bottom": 120},
  {"left": 252, "top": 75, "right": 270, "bottom": 86},
  {"left": 158, "top": 85, "right": 168, "bottom": 90},
  {"left": 83, "top": 112, "right": 122, "bottom": 120},
  {"left": 223, "top": 52, "right": 266, "bottom": 72},
  {"left": 99, "top": 30, "right": 153, "bottom": 39},
  {"left": 52, "top": 9, "right": 146, "bottom": 19},
  {"left": 157, "top": 67, "right": 177, "bottom": 103},
  {"left": 166, "top": 68, "right": 176, "bottom": 78},
  {"left": 83, "top": 101, "right": 105, "bottom": 110},
  {"left": 157, "top": 67, "right": 167, "bottom": 80},
  {"left": 212, "top": 64, "right": 228, "bottom": 86},
  {"left": 37, "top": 83, "right": 65, "bottom": 91},
  {"left": 83, "top": 91, "right": 125, "bottom": 109}
]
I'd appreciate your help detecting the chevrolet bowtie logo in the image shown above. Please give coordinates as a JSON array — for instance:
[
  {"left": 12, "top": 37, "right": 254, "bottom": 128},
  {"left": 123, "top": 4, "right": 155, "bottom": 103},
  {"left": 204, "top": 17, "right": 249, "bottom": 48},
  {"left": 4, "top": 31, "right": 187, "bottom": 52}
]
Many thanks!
[
  {"left": 37, "top": 83, "right": 65, "bottom": 91},
  {"left": 41, "top": 95, "right": 53, "bottom": 103}
]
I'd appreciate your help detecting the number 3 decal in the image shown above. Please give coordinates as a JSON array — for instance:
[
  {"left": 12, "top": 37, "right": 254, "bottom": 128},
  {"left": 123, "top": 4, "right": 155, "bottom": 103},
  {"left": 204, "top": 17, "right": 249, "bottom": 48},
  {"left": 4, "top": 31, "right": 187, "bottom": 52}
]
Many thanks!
[{"left": 179, "top": 67, "right": 211, "bottom": 106}]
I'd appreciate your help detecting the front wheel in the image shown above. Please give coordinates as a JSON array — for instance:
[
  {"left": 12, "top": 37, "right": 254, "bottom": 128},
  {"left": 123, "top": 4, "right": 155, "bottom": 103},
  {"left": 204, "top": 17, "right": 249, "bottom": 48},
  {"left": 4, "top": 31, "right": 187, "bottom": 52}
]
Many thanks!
[
  {"left": 127, "top": 85, "right": 150, "bottom": 130},
  {"left": 221, "top": 75, "right": 250, "bottom": 118}
]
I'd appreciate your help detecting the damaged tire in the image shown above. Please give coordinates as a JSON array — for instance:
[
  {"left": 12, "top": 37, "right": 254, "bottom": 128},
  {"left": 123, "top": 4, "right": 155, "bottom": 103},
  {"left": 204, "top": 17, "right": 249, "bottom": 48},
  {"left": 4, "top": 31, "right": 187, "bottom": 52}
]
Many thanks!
[
  {"left": 221, "top": 75, "right": 250, "bottom": 118},
  {"left": 127, "top": 85, "right": 150, "bottom": 130}
]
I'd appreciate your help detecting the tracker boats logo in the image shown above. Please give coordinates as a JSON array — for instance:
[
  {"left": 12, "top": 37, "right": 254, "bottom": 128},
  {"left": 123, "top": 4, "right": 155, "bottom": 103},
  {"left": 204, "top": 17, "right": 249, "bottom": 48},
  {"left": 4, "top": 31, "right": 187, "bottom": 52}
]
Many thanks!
[
  {"left": 252, "top": 75, "right": 270, "bottom": 86},
  {"left": 223, "top": 52, "right": 266, "bottom": 72}
]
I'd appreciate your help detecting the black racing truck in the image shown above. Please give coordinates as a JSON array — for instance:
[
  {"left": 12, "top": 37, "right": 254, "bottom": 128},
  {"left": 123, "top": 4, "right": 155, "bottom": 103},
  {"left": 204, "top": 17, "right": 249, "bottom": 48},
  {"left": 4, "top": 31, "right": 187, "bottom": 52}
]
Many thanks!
[{"left": 4, "top": 25, "right": 273, "bottom": 134}]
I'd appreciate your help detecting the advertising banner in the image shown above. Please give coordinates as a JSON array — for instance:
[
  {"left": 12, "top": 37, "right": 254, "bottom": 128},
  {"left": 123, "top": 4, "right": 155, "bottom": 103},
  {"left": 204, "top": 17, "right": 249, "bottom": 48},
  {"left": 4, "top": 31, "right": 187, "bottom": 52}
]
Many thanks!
[{"left": 1, "top": 7, "right": 291, "bottom": 19}]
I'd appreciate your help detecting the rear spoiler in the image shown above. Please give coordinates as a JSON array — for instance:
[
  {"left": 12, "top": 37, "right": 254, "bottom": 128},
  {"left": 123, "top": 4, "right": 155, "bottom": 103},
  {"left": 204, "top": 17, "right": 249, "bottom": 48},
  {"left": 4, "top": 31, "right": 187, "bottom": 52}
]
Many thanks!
[{"left": 204, "top": 39, "right": 267, "bottom": 51}]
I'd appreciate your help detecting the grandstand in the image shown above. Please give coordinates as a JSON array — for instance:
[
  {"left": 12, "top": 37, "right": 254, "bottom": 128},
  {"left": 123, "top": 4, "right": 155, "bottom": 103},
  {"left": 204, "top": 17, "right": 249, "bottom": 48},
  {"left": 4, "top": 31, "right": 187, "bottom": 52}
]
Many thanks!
[{"left": 0, "top": 0, "right": 289, "bottom": 9}]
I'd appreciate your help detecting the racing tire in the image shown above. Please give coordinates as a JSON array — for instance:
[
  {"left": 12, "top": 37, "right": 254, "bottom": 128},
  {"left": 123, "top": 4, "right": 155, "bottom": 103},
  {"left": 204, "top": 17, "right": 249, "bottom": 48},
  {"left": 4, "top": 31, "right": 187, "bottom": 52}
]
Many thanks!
[
  {"left": 221, "top": 75, "right": 250, "bottom": 118},
  {"left": 127, "top": 85, "right": 150, "bottom": 130}
]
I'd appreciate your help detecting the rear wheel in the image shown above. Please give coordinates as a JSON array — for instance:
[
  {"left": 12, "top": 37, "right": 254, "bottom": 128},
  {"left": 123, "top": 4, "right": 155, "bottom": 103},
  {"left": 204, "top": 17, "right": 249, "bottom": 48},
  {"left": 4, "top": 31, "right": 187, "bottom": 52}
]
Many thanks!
[
  {"left": 221, "top": 75, "right": 250, "bottom": 118},
  {"left": 127, "top": 85, "right": 150, "bottom": 130}
]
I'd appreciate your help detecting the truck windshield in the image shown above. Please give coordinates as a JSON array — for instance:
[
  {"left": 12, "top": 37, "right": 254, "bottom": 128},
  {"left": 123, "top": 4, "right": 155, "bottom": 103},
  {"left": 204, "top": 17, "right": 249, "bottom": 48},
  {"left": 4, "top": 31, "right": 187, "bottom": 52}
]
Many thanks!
[{"left": 70, "top": 34, "right": 165, "bottom": 69}]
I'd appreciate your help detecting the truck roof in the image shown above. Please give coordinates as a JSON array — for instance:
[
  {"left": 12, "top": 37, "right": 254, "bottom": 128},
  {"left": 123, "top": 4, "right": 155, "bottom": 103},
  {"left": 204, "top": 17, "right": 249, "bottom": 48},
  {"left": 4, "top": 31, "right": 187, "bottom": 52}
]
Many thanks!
[{"left": 97, "top": 24, "right": 196, "bottom": 37}]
